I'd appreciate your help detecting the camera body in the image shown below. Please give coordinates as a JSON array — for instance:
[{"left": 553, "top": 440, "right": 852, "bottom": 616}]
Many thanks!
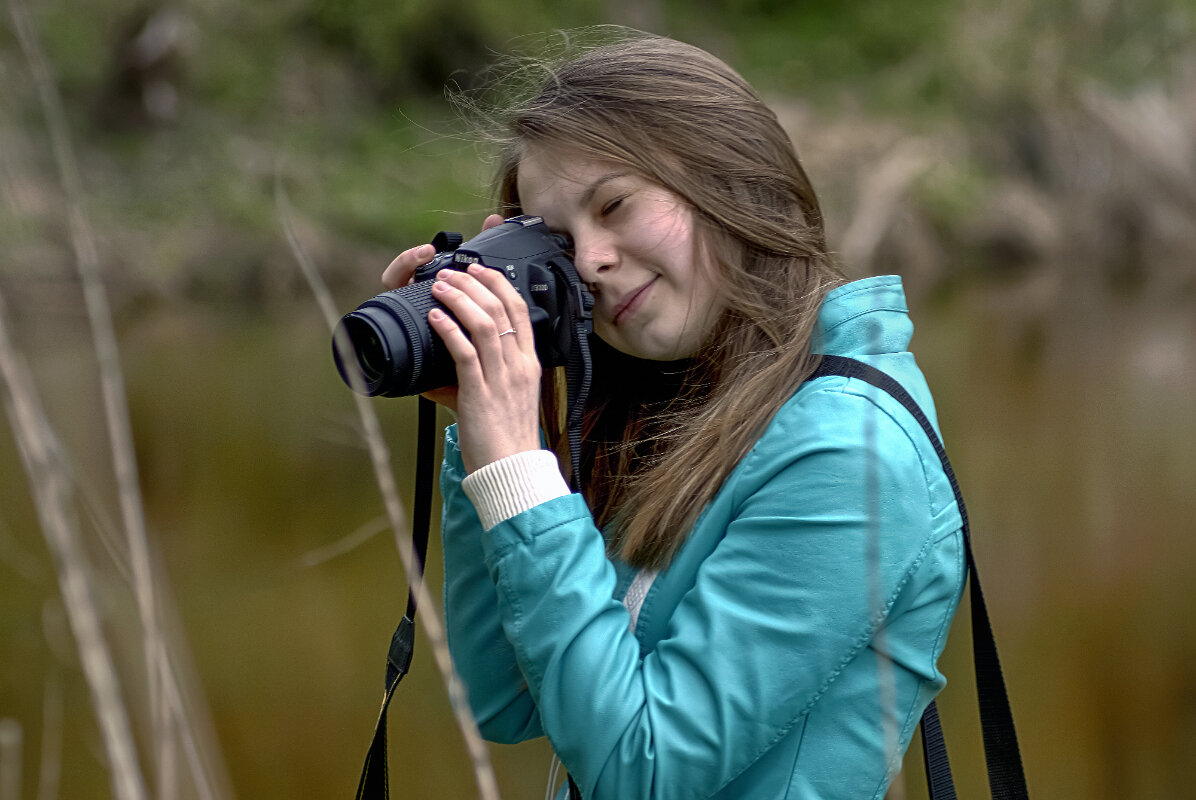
[{"left": 334, "top": 215, "right": 592, "bottom": 397}]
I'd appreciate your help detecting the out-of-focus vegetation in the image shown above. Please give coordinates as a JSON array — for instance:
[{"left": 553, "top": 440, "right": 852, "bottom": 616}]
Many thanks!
[
  {"left": 5, "top": 0, "right": 1194, "bottom": 312},
  {"left": 2, "top": 0, "right": 1195, "bottom": 798}
]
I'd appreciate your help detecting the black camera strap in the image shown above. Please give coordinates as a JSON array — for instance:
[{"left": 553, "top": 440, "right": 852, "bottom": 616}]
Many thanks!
[
  {"left": 353, "top": 396, "right": 436, "bottom": 800},
  {"left": 809, "top": 355, "right": 1029, "bottom": 800},
  {"left": 562, "top": 357, "right": 1028, "bottom": 800},
  {"left": 560, "top": 280, "right": 595, "bottom": 487},
  {"left": 357, "top": 353, "right": 1027, "bottom": 800},
  {"left": 355, "top": 300, "right": 594, "bottom": 799}
]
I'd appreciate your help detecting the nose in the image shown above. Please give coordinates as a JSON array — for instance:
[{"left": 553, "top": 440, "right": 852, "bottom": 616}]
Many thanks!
[{"left": 571, "top": 229, "right": 617, "bottom": 286}]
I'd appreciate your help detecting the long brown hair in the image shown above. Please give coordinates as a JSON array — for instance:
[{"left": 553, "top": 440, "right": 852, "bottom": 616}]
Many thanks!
[{"left": 464, "top": 32, "right": 845, "bottom": 569}]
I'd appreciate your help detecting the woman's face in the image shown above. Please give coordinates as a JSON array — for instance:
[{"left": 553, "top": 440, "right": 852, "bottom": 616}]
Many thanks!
[{"left": 516, "top": 149, "right": 726, "bottom": 361}]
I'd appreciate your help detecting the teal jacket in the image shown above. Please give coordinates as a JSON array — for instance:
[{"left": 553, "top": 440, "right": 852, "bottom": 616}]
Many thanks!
[{"left": 439, "top": 275, "right": 966, "bottom": 799}]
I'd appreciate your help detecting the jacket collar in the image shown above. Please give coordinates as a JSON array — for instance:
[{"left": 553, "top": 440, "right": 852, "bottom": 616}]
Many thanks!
[{"left": 812, "top": 275, "right": 913, "bottom": 357}]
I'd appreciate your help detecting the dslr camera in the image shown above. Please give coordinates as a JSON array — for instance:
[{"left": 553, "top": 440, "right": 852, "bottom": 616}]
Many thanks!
[{"left": 334, "top": 215, "right": 593, "bottom": 397}]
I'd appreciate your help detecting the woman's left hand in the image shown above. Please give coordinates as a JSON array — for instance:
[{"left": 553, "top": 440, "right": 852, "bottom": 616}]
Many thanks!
[{"left": 427, "top": 261, "right": 543, "bottom": 474}]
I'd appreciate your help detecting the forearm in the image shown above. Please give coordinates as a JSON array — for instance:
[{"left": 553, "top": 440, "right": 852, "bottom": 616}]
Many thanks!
[{"left": 440, "top": 426, "right": 545, "bottom": 741}]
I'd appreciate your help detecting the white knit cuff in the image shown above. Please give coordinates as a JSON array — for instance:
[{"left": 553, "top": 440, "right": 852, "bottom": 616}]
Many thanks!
[{"left": 461, "top": 450, "right": 570, "bottom": 530}]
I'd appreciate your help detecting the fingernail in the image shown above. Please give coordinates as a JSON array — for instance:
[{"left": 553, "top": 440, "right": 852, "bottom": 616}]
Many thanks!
[
  {"left": 466, "top": 263, "right": 483, "bottom": 275},
  {"left": 429, "top": 309, "right": 444, "bottom": 321},
  {"left": 417, "top": 244, "right": 434, "bottom": 259}
]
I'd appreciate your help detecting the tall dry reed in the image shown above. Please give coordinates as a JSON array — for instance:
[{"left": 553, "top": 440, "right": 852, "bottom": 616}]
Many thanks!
[
  {"left": 0, "top": 288, "right": 147, "bottom": 800},
  {"left": 6, "top": 0, "right": 229, "bottom": 796},
  {"left": 278, "top": 177, "right": 502, "bottom": 800}
]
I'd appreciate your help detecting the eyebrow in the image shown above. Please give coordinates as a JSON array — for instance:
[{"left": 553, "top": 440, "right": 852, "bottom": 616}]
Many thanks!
[{"left": 579, "top": 171, "right": 631, "bottom": 208}]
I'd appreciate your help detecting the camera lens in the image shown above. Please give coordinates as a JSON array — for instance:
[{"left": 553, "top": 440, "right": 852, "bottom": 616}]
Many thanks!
[
  {"left": 342, "top": 316, "right": 387, "bottom": 383},
  {"left": 333, "top": 312, "right": 395, "bottom": 393},
  {"left": 333, "top": 283, "right": 457, "bottom": 397}
]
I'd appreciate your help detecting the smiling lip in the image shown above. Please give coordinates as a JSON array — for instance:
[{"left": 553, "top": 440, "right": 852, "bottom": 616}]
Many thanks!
[{"left": 611, "top": 276, "right": 659, "bottom": 325}]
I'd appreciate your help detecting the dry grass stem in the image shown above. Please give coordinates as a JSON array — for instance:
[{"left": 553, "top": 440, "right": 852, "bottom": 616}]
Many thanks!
[
  {"left": 36, "top": 668, "right": 63, "bottom": 800},
  {"left": 277, "top": 178, "right": 501, "bottom": 800},
  {"left": 0, "top": 719, "right": 21, "bottom": 800},
  {"left": 147, "top": 561, "right": 236, "bottom": 800},
  {"left": 863, "top": 400, "right": 903, "bottom": 799},
  {"left": 297, "top": 515, "right": 391, "bottom": 569},
  {"left": 0, "top": 291, "right": 147, "bottom": 800},
  {"left": 6, "top": 0, "right": 175, "bottom": 795},
  {"left": 158, "top": 655, "right": 219, "bottom": 800}
]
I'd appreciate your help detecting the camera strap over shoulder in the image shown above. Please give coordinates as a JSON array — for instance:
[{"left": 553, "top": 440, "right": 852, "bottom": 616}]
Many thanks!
[
  {"left": 354, "top": 351, "right": 1023, "bottom": 800},
  {"left": 809, "top": 355, "right": 1029, "bottom": 800}
]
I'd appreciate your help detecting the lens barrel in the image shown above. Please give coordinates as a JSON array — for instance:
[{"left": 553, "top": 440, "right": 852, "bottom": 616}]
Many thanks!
[{"left": 332, "top": 280, "right": 456, "bottom": 397}]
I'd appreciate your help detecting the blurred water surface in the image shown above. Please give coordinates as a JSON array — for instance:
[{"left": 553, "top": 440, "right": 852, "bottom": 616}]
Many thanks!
[{"left": 2, "top": 275, "right": 1194, "bottom": 798}]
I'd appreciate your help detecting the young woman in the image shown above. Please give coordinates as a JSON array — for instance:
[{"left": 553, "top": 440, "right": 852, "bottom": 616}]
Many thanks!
[{"left": 382, "top": 33, "right": 965, "bottom": 800}]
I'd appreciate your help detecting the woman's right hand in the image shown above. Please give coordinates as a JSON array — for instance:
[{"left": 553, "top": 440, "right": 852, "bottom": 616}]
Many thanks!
[
  {"left": 381, "top": 214, "right": 506, "bottom": 411},
  {"left": 381, "top": 243, "right": 434, "bottom": 291}
]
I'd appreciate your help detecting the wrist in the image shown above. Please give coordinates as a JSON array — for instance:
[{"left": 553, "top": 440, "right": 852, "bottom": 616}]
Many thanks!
[{"left": 461, "top": 432, "right": 543, "bottom": 475}]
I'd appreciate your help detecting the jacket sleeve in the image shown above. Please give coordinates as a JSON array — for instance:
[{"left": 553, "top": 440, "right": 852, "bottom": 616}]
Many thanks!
[
  {"left": 478, "top": 386, "right": 955, "bottom": 800},
  {"left": 440, "top": 424, "right": 543, "bottom": 741}
]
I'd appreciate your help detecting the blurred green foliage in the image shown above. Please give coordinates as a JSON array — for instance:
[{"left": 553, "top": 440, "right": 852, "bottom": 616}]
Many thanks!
[{"left": 12, "top": 0, "right": 1191, "bottom": 292}]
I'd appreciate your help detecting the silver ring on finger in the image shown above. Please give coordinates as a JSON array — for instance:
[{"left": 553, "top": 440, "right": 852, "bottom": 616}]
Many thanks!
[{"left": 498, "top": 328, "right": 517, "bottom": 337}]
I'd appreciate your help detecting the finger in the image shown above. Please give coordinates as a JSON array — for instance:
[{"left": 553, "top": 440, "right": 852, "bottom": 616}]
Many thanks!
[
  {"left": 427, "top": 308, "right": 485, "bottom": 385},
  {"left": 481, "top": 214, "right": 504, "bottom": 231},
  {"left": 465, "top": 263, "right": 534, "bottom": 349},
  {"left": 430, "top": 273, "right": 513, "bottom": 366},
  {"left": 434, "top": 268, "right": 518, "bottom": 333},
  {"left": 382, "top": 243, "right": 435, "bottom": 290}
]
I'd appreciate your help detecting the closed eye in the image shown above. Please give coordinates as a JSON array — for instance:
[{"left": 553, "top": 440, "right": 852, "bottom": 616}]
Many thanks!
[{"left": 601, "top": 197, "right": 625, "bottom": 217}]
